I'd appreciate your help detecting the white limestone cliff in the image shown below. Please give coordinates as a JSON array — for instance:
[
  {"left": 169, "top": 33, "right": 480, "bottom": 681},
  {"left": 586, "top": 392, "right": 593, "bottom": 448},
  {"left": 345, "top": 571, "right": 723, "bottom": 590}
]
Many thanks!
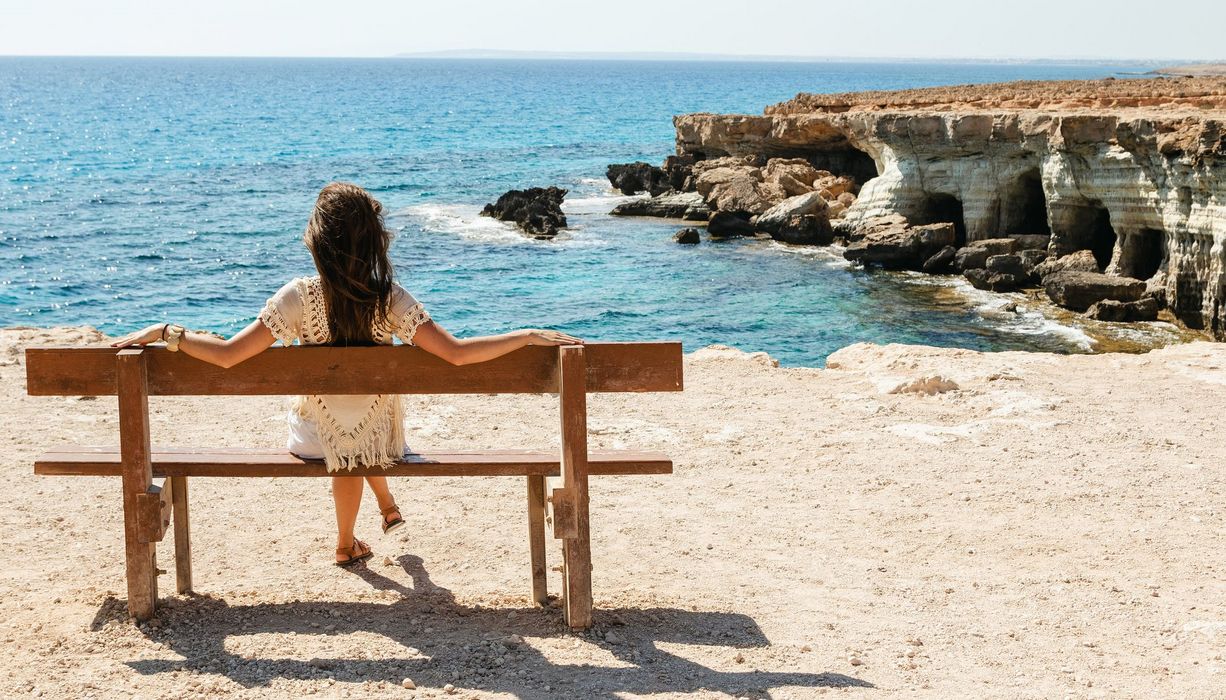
[{"left": 673, "top": 79, "right": 1226, "bottom": 338}]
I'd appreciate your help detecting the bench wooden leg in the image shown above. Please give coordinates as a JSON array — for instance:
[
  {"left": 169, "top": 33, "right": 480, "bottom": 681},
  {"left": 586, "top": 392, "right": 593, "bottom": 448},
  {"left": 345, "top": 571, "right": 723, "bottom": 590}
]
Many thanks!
[
  {"left": 118, "top": 349, "right": 157, "bottom": 620},
  {"left": 558, "top": 346, "right": 593, "bottom": 630},
  {"left": 170, "top": 475, "right": 192, "bottom": 594},
  {"left": 527, "top": 475, "right": 548, "bottom": 606},
  {"left": 121, "top": 507, "right": 158, "bottom": 620}
]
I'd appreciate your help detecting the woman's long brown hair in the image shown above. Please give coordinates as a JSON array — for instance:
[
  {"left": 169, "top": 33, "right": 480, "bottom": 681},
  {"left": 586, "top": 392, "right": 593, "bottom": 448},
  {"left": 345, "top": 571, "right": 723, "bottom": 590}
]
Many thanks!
[{"left": 303, "top": 182, "right": 394, "bottom": 345}]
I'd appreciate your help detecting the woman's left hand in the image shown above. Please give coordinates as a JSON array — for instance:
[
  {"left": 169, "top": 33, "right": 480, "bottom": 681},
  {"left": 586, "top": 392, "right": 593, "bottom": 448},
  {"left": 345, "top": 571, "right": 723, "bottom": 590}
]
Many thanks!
[
  {"left": 111, "top": 323, "right": 167, "bottom": 348},
  {"left": 523, "top": 329, "right": 584, "bottom": 346}
]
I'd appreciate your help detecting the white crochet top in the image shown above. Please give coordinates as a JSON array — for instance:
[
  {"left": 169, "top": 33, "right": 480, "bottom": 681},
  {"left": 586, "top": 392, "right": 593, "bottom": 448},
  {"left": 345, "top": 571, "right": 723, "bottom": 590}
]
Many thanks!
[{"left": 258, "top": 276, "right": 431, "bottom": 473}]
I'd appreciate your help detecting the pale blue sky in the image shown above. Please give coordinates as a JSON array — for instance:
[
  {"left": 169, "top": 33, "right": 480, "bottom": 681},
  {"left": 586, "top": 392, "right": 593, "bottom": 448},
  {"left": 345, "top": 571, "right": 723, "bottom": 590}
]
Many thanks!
[{"left": 2, "top": 0, "right": 1222, "bottom": 61}]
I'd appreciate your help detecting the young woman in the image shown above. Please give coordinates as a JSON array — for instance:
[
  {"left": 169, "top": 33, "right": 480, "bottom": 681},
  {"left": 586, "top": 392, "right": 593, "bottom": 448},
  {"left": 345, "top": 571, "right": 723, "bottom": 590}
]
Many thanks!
[{"left": 112, "top": 182, "right": 583, "bottom": 566}]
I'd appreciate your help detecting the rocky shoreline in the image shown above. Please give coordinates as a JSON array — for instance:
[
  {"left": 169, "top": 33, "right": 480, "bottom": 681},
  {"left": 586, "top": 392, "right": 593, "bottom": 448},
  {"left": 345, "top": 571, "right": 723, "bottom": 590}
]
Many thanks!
[{"left": 606, "top": 77, "right": 1226, "bottom": 337}]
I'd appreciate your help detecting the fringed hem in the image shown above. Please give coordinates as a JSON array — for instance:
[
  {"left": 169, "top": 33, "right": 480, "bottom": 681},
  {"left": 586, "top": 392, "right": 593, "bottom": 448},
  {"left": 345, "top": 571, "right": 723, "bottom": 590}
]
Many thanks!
[
  {"left": 393, "top": 302, "right": 431, "bottom": 344},
  {"left": 258, "top": 300, "right": 297, "bottom": 345},
  {"left": 294, "top": 394, "right": 405, "bottom": 473}
]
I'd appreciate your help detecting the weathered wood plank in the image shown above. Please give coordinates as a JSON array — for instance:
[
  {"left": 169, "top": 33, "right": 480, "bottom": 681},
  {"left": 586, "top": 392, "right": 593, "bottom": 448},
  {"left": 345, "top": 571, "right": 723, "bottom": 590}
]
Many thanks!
[
  {"left": 118, "top": 350, "right": 157, "bottom": 621},
  {"left": 558, "top": 345, "right": 593, "bottom": 630},
  {"left": 25, "top": 342, "right": 683, "bottom": 396},
  {"left": 35, "top": 447, "right": 673, "bottom": 478}
]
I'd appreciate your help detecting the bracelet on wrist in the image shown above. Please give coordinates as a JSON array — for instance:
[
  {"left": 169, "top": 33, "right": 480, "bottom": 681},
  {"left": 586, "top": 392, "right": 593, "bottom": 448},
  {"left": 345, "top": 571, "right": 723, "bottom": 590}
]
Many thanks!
[{"left": 165, "top": 324, "right": 185, "bottom": 352}]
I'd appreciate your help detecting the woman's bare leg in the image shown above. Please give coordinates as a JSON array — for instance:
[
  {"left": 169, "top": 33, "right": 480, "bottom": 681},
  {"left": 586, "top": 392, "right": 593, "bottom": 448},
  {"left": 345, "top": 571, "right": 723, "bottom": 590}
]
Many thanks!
[
  {"left": 365, "top": 475, "right": 399, "bottom": 524},
  {"left": 332, "top": 476, "right": 365, "bottom": 559}
]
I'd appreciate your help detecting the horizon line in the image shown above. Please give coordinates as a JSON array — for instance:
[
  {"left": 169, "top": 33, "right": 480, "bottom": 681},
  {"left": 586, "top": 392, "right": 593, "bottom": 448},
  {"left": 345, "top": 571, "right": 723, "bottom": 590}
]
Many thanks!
[{"left": 0, "top": 50, "right": 1217, "bottom": 65}]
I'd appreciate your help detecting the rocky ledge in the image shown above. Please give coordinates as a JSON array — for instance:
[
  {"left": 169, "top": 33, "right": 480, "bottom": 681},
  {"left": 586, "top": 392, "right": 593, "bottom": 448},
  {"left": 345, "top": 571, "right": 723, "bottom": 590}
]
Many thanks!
[{"left": 632, "top": 77, "right": 1226, "bottom": 337}]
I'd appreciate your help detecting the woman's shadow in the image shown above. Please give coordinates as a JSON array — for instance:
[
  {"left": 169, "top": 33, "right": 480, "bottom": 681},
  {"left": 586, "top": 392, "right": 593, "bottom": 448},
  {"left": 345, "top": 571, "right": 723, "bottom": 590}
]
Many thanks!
[{"left": 105, "top": 555, "right": 871, "bottom": 698}]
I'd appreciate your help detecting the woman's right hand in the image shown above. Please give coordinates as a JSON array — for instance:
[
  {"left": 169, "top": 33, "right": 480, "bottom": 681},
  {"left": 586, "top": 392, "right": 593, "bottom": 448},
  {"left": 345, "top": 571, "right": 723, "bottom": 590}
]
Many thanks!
[{"left": 523, "top": 329, "right": 584, "bottom": 346}]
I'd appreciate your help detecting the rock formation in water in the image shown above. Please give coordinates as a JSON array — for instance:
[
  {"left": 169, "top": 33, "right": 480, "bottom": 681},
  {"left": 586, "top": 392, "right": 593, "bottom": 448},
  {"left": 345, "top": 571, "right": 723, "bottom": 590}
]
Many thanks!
[
  {"left": 610, "top": 191, "right": 709, "bottom": 220},
  {"left": 670, "top": 78, "right": 1226, "bottom": 338},
  {"left": 606, "top": 162, "right": 671, "bottom": 196},
  {"left": 481, "top": 186, "right": 568, "bottom": 239}
]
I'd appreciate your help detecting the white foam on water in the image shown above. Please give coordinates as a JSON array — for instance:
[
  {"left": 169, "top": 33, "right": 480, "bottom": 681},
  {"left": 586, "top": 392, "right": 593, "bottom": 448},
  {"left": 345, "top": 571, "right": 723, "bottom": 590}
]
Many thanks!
[
  {"left": 757, "top": 239, "right": 855, "bottom": 267},
  {"left": 395, "top": 203, "right": 530, "bottom": 245},
  {"left": 944, "top": 276, "right": 1097, "bottom": 350},
  {"left": 562, "top": 193, "right": 637, "bottom": 215},
  {"left": 395, "top": 202, "right": 611, "bottom": 249}
]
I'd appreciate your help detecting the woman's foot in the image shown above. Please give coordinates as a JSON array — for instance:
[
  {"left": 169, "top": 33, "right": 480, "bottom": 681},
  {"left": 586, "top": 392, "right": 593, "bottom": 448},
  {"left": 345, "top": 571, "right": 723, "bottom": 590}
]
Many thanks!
[
  {"left": 335, "top": 537, "right": 373, "bottom": 567},
  {"left": 381, "top": 504, "right": 405, "bottom": 534}
]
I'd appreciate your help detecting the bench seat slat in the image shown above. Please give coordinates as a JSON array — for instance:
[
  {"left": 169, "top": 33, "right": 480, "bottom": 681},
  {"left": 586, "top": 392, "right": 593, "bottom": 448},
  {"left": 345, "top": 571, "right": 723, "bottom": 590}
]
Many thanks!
[{"left": 35, "top": 447, "right": 673, "bottom": 478}]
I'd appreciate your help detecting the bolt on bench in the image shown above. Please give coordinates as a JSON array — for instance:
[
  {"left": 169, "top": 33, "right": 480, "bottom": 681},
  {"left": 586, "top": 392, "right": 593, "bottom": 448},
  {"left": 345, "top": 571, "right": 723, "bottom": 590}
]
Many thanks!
[{"left": 25, "top": 342, "right": 683, "bottom": 630}]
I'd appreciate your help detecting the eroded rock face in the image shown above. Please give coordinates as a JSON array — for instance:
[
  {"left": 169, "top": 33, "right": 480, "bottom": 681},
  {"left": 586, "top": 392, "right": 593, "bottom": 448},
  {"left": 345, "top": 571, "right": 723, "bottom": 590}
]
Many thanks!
[
  {"left": 480, "top": 187, "right": 567, "bottom": 239},
  {"left": 674, "top": 78, "right": 1226, "bottom": 336}
]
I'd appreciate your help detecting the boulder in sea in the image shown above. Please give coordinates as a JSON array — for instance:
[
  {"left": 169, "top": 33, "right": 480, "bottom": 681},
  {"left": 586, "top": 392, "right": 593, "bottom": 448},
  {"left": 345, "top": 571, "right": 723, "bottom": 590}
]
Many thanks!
[
  {"left": 706, "top": 211, "right": 755, "bottom": 238},
  {"left": 964, "top": 254, "right": 1030, "bottom": 292},
  {"left": 610, "top": 191, "right": 709, "bottom": 220},
  {"left": 1043, "top": 271, "right": 1146, "bottom": 311},
  {"left": 767, "top": 215, "right": 834, "bottom": 245},
  {"left": 953, "top": 238, "right": 1018, "bottom": 272},
  {"left": 1085, "top": 297, "right": 1160, "bottom": 322},
  {"left": 673, "top": 227, "right": 701, "bottom": 244},
  {"left": 922, "top": 245, "right": 958, "bottom": 274},
  {"left": 1034, "top": 249, "right": 1100, "bottom": 279},
  {"left": 606, "top": 162, "right": 672, "bottom": 197},
  {"left": 843, "top": 221, "right": 957, "bottom": 270},
  {"left": 480, "top": 186, "right": 568, "bottom": 240}
]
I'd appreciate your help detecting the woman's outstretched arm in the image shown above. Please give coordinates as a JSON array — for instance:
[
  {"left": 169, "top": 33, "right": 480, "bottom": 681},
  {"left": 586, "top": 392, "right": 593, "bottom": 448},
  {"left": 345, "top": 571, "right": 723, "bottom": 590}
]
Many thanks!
[
  {"left": 410, "top": 320, "right": 582, "bottom": 366},
  {"left": 110, "top": 319, "right": 276, "bottom": 369}
]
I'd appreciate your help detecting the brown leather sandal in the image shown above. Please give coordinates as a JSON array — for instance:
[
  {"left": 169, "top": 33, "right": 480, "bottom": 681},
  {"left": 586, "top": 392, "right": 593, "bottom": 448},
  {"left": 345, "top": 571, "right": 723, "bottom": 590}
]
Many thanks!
[
  {"left": 381, "top": 504, "right": 405, "bottom": 534},
  {"left": 335, "top": 537, "right": 373, "bottom": 567}
]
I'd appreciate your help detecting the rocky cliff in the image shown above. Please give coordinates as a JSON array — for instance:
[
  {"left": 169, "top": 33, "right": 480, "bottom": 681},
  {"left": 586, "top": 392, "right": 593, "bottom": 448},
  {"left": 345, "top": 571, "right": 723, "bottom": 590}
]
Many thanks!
[{"left": 673, "top": 78, "right": 1226, "bottom": 338}]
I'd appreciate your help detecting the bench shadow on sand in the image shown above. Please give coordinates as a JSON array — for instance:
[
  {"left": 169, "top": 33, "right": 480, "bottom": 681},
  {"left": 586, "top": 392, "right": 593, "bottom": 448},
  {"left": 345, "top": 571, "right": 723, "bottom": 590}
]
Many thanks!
[{"left": 99, "top": 555, "right": 871, "bottom": 698}]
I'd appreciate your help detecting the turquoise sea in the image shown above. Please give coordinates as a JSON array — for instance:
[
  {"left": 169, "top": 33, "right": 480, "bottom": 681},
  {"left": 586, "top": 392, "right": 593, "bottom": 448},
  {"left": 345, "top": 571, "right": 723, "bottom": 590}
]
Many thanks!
[{"left": 0, "top": 57, "right": 1170, "bottom": 365}]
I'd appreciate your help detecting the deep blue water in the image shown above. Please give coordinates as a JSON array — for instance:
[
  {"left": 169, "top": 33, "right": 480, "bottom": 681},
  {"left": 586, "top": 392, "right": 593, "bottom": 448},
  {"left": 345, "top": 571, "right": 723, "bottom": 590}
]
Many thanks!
[{"left": 0, "top": 57, "right": 1154, "bottom": 365}]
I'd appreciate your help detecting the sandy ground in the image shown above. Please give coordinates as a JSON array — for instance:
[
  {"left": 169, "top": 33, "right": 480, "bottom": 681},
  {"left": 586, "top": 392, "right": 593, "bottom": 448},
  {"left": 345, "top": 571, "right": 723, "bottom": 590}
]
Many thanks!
[{"left": 2, "top": 326, "right": 1224, "bottom": 699}]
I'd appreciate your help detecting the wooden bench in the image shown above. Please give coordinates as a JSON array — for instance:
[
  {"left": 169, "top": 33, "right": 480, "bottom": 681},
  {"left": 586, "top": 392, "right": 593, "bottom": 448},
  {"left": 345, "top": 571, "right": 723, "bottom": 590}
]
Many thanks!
[{"left": 26, "top": 342, "right": 683, "bottom": 630}]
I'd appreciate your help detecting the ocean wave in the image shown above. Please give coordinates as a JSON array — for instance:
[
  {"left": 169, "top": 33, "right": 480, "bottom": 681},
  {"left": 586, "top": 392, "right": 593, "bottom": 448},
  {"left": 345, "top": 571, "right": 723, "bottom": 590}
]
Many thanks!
[
  {"left": 945, "top": 277, "right": 1096, "bottom": 350},
  {"left": 759, "top": 240, "right": 854, "bottom": 267},
  {"left": 395, "top": 203, "right": 532, "bottom": 245},
  {"left": 561, "top": 193, "right": 637, "bottom": 215},
  {"left": 395, "top": 202, "right": 611, "bottom": 248}
]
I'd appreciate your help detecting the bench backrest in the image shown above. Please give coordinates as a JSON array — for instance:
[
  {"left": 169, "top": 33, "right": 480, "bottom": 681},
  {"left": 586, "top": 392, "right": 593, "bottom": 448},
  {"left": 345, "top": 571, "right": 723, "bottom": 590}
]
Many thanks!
[{"left": 25, "top": 342, "right": 683, "bottom": 396}]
